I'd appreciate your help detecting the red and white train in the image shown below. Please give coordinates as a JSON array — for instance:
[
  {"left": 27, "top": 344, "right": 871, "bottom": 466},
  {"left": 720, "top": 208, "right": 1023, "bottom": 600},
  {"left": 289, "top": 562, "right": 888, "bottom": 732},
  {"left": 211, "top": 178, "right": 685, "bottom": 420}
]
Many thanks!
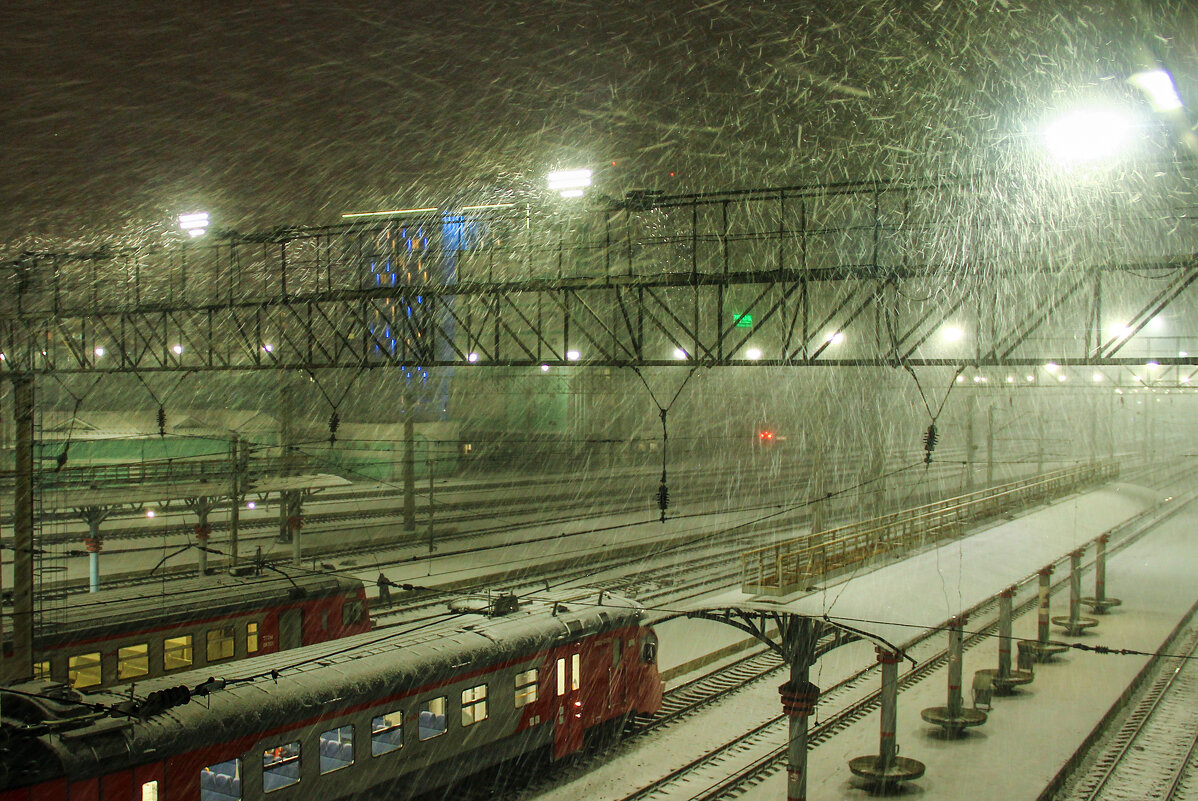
[
  {"left": 5, "top": 569, "right": 370, "bottom": 691},
  {"left": 0, "top": 588, "right": 663, "bottom": 800}
]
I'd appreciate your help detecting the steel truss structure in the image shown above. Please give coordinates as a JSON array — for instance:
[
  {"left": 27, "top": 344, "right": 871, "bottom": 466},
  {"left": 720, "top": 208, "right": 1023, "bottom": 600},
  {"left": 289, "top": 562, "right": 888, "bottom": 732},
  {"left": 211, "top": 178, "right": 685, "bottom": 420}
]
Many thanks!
[{"left": 2, "top": 176, "right": 1196, "bottom": 380}]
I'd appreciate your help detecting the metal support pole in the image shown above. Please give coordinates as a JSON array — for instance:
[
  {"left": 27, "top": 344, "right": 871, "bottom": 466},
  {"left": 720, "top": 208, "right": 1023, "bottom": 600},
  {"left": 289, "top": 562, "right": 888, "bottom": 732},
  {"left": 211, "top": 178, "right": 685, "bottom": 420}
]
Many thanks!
[
  {"left": 196, "top": 512, "right": 210, "bottom": 577},
  {"left": 229, "top": 436, "right": 242, "bottom": 570},
  {"left": 1028, "top": 566, "right": 1066, "bottom": 661},
  {"left": 879, "top": 650, "right": 899, "bottom": 765},
  {"left": 986, "top": 405, "right": 995, "bottom": 485},
  {"left": 998, "top": 590, "right": 1013, "bottom": 678},
  {"left": 1038, "top": 566, "right": 1051, "bottom": 644},
  {"left": 947, "top": 618, "right": 963, "bottom": 717},
  {"left": 850, "top": 648, "right": 925, "bottom": 786},
  {"left": 86, "top": 516, "right": 102, "bottom": 593},
  {"left": 404, "top": 415, "right": 416, "bottom": 532},
  {"left": 976, "top": 585, "right": 1033, "bottom": 695},
  {"left": 426, "top": 461, "right": 436, "bottom": 555},
  {"left": 1082, "top": 533, "right": 1122, "bottom": 613},
  {"left": 289, "top": 492, "right": 303, "bottom": 567},
  {"left": 922, "top": 616, "right": 986, "bottom": 736},
  {"left": 779, "top": 661, "right": 818, "bottom": 801},
  {"left": 1054, "top": 549, "right": 1098, "bottom": 634},
  {"left": 8, "top": 376, "right": 35, "bottom": 682}
]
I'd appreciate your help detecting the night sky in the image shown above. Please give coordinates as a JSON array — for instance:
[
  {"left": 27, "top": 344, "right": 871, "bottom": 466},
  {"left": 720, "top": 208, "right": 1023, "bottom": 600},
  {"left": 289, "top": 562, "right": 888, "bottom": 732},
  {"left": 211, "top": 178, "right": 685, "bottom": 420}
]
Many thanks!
[{"left": 3, "top": 1, "right": 1193, "bottom": 249}]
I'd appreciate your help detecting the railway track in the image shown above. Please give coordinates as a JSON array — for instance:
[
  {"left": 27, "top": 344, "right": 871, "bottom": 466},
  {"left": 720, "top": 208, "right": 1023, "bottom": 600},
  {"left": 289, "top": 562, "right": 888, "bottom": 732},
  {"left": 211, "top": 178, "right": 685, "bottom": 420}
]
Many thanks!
[{"left": 1053, "top": 607, "right": 1198, "bottom": 801}]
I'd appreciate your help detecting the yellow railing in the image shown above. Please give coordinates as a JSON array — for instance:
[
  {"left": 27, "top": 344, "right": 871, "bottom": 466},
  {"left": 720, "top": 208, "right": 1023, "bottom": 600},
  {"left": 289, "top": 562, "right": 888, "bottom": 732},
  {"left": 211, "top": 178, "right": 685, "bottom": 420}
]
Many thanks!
[{"left": 741, "top": 461, "right": 1119, "bottom": 596}]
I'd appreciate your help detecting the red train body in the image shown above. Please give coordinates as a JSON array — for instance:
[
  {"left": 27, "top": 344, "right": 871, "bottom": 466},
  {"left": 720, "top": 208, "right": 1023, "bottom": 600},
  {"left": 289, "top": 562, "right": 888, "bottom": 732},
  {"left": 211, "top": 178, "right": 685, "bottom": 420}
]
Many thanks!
[
  {"left": 5, "top": 569, "right": 370, "bottom": 690},
  {"left": 0, "top": 589, "right": 662, "bottom": 801}
]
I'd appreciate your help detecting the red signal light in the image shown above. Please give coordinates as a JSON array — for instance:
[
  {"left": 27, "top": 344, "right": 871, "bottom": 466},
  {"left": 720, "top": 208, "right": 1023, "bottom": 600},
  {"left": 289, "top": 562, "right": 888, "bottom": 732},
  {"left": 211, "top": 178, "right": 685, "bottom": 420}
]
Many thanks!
[{"left": 758, "top": 430, "right": 775, "bottom": 441}]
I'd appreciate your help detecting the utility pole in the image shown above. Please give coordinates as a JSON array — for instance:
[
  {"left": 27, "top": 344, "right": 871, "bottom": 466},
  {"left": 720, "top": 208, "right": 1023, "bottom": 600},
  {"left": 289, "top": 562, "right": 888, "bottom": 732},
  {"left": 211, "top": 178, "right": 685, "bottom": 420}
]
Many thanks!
[
  {"left": 229, "top": 435, "right": 243, "bottom": 570},
  {"left": 403, "top": 401, "right": 416, "bottom": 533}
]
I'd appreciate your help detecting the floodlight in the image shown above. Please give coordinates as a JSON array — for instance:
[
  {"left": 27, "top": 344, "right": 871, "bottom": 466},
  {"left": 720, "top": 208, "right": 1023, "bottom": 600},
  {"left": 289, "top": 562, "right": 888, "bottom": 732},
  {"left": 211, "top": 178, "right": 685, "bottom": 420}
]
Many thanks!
[
  {"left": 548, "top": 169, "right": 592, "bottom": 198},
  {"left": 178, "top": 212, "right": 209, "bottom": 237},
  {"left": 1043, "top": 108, "right": 1132, "bottom": 164},
  {"left": 1128, "top": 69, "right": 1183, "bottom": 113}
]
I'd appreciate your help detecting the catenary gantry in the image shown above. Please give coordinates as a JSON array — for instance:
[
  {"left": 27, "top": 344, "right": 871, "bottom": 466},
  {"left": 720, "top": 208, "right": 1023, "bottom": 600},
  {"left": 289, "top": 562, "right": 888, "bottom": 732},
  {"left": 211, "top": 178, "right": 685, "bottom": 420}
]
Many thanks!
[{"left": 0, "top": 176, "right": 1195, "bottom": 379}]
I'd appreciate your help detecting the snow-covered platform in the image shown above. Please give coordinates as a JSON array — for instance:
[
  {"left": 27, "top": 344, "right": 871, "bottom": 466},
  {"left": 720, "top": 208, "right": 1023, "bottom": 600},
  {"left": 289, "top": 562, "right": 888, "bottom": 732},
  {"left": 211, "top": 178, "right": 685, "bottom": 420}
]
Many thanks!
[
  {"left": 721, "top": 484, "right": 1198, "bottom": 801},
  {"left": 692, "top": 482, "right": 1165, "bottom": 649}
]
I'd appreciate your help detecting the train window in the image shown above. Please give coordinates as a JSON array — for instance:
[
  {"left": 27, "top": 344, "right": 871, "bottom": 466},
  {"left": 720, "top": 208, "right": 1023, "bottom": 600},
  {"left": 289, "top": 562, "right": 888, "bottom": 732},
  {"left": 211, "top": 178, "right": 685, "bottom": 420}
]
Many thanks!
[
  {"left": 141, "top": 780, "right": 159, "bottom": 801},
  {"left": 322, "top": 610, "right": 329, "bottom": 631},
  {"left": 164, "top": 635, "right": 194, "bottom": 671},
  {"left": 613, "top": 636, "right": 623, "bottom": 667},
  {"left": 206, "top": 626, "right": 236, "bottom": 663},
  {"left": 247, "top": 622, "right": 259, "bottom": 654},
  {"left": 319, "top": 724, "right": 354, "bottom": 773},
  {"left": 461, "top": 684, "right": 488, "bottom": 727},
  {"left": 514, "top": 668, "right": 538, "bottom": 707},
  {"left": 571, "top": 653, "right": 581, "bottom": 691},
  {"left": 371, "top": 711, "right": 403, "bottom": 756},
  {"left": 342, "top": 600, "right": 364, "bottom": 627},
  {"left": 556, "top": 658, "right": 566, "bottom": 696},
  {"left": 262, "top": 740, "right": 300, "bottom": 792},
  {"left": 418, "top": 697, "right": 447, "bottom": 740},
  {"left": 32, "top": 660, "right": 50, "bottom": 680},
  {"left": 200, "top": 758, "right": 241, "bottom": 801},
  {"left": 68, "top": 652, "right": 102, "bottom": 688},
  {"left": 118, "top": 643, "right": 150, "bottom": 680}
]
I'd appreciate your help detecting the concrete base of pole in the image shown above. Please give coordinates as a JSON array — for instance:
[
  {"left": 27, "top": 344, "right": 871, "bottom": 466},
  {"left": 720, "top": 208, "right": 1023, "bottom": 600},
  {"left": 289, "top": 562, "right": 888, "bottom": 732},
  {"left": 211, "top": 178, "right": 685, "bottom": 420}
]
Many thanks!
[
  {"left": 1079, "top": 596, "right": 1122, "bottom": 614},
  {"left": 1051, "top": 614, "right": 1099, "bottom": 635},
  {"left": 1023, "top": 640, "right": 1067, "bottom": 662},
  {"left": 847, "top": 755, "right": 926, "bottom": 787},
  {"left": 919, "top": 706, "right": 987, "bottom": 738},
  {"left": 974, "top": 667, "right": 1033, "bottom": 696}
]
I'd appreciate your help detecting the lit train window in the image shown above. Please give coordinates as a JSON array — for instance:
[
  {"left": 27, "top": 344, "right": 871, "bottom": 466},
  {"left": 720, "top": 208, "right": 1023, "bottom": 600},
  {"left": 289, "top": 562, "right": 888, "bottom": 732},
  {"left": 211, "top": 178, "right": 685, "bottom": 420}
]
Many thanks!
[
  {"left": 32, "top": 660, "right": 50, "bottom": 680},
  {"left": 247, "top": 623, "right": 259, "bottom": 654},
  {"left": 418, "top": 697, "right": 447, "bottom": 740},
  {"left": 514, "top": 668, "right": 538, "bottom": 707},
  {"left": 206, "top": 626, "right": 235, "bottom": 663},
  {"left": 164, "top": 635, "right": 193, "bottom": 671},
  {"left": 371, "top": 711, "right": 403, "bottom": 756},
  {"left": 68, "top": 652, "right": 102, "bottom": 688},
  {"left": 556, "top": 658, "right": 566, "bottom": 696},
  {"left": 571, "top": 653, "right": 581, "bottom": 691},
  {"left": 118, "top": 643, "right": 150, "bottom": 680},
  {"left": 319, "top": 725, "right": 354, "bottom": 773},
  {"left": 140, "top": 780, "right": 158, "bottom": 801},
  {"left": 461, "top": 684, "right": 488, "bottom": 727},
  {"left": 199, "top": 758, "right": 241, "bottom": 801},
  {"left": 262, "top": 741, "right": 300, "bottom": 792}
]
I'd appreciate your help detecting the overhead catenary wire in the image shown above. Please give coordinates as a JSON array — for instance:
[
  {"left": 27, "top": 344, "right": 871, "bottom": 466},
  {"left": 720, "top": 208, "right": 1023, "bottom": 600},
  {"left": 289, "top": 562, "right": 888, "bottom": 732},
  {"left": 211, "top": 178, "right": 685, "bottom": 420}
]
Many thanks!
[{"left": 630, "top": 365, "right": 702, "bottom": 523}]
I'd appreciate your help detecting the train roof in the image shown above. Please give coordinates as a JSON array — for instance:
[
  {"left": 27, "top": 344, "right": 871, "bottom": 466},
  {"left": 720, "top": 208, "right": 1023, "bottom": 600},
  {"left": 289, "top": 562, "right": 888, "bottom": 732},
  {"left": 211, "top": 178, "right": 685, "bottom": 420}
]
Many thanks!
[
  {"left": 33, "top": 569, "right": 362, "bottom": 647},
  {"left": 1, "top": 589, "right": 645, "bottom": 784}
]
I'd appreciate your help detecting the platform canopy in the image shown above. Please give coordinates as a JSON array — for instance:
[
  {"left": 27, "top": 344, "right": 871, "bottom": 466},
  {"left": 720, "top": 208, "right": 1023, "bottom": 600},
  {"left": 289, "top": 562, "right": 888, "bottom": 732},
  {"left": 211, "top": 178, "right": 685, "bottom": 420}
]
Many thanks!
[
  {"left": 51, "top": 473, "right": 350, "bottom": 511},
  {"left": 688, "top": 483, "right": 1165, "bottom": 651}
]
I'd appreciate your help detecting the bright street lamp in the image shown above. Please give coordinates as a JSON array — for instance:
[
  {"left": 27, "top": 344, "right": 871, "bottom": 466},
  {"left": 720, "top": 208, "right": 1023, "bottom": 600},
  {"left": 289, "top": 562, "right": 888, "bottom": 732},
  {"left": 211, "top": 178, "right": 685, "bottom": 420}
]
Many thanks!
[
  {"left": 1043, "top": 108, "right": 1133, "bottom": 164},
  {"left": 1128, "top": 69, "right": 1183, "bottom": 113},
  {"left": 178, "top": 212, "right": 209, "bottom": 237},
  {"left": 548, "top": 169, "right": 592, "bottom": 198}
]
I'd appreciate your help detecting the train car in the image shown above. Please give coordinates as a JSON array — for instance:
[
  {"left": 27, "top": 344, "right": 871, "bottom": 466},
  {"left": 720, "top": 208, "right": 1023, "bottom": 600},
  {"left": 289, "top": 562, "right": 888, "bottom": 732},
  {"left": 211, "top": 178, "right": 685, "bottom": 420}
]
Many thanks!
[
  {"left": 0, "top": 588, "right": 663, "bottom": 801},
  {"left": 5, "top": 569, "right": 370, "bottom": 691}
]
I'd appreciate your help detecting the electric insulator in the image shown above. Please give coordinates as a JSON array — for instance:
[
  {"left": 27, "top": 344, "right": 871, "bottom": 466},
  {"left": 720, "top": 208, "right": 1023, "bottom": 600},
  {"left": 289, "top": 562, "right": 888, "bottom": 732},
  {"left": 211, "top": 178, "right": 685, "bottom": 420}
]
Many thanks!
[
  {"left": 157, "top": 406, "right": 167, "bottom": 438},
  {"left": 136, "top": 685, "right": 191, "bottom": 717},
  {"left": 55, "top": 450, "right": 68, "bottom": 471},
  {"left": 329, "top": 410, "right": 340, "bottom": 446},
  {"left": 656, "top": 482, "right": 669, "bottom": 517},
  {"left": 922, "top": 423, "right": 938, "bottom": 464}
]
